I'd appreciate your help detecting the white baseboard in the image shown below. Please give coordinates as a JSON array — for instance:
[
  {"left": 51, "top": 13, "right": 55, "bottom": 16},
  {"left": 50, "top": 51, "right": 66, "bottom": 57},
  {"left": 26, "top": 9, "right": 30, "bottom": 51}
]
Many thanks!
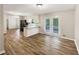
[
  {"left": 39, "top": 32, "right": 45, "bottom": 34},
  {"left": 39, "top": 33, "right": 74, "bottom": 41},
  {"left": 61, "top": 36, "right": 79, "bottom": 54},
  {"left": 74, "top": 40, "right": 79, "bottom": 54},
  {"left": 0, "top": 50, "right": 5, "bottom": 54},
  {"left": 60, "top": 36, "right": 74, "bottom": 41}
]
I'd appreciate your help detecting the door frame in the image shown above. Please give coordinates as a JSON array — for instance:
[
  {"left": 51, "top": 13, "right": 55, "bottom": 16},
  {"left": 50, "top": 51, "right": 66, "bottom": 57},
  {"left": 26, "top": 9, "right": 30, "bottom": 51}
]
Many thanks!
[
  {"left": 44, "top": 16, "right": 51, "bottom": 35},
  {"left": 44, "top": 16, "right": 61, "bottom": 37},
  {"left": 52, "top": 16, "right": 61, "bottom": 36}
]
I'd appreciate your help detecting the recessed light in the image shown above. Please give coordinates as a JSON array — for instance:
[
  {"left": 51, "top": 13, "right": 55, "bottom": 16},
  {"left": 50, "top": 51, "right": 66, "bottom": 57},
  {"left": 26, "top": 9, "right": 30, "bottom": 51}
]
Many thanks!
[{"left": 36, "top": 4, "right": 43, "bottom": 8}]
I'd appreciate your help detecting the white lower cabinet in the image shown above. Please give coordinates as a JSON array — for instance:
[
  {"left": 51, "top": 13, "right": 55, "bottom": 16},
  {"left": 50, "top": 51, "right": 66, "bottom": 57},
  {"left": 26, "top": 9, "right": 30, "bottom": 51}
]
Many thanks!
[{"left": 24, "top": 27, "right": 39, "bottom": 37}]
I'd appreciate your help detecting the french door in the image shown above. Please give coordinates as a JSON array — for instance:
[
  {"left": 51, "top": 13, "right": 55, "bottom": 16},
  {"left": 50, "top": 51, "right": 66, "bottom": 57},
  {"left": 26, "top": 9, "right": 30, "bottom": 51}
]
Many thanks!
[{"left": 44, "top": 16, "right": 60, "bottom": 36}]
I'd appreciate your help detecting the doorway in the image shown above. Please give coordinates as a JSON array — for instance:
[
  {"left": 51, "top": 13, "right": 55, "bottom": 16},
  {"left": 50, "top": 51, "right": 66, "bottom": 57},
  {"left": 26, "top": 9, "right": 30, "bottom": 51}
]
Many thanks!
[
  {"left": 6, "top": 17, "right": 20, "bottom": 30},
  {"left": 44, "top": 16, "right": 60, "bottom": 36}
]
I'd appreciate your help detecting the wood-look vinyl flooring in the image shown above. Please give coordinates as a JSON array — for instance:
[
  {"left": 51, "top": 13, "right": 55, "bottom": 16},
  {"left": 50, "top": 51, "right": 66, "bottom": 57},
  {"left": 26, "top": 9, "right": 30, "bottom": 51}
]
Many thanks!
[{"left": 4, "top": 29, "right": 78, "bottom": 55}]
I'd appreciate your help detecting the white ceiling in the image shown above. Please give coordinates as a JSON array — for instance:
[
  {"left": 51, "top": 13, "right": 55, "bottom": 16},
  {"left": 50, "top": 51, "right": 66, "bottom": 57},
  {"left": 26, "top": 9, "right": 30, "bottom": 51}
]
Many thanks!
[{"left": 4, "top": 4, "right": 75, "bottom": 15}]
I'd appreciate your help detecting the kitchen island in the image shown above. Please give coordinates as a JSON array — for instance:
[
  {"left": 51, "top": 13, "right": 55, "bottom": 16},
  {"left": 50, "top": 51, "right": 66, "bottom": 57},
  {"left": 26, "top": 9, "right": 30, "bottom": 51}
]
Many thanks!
[{"left": 24, "top": 23, "right": 39, "bottom": 37}]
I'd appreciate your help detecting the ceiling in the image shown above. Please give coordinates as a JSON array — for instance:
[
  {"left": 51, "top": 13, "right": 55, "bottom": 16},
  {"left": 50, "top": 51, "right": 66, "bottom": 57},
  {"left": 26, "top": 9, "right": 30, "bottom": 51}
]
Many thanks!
[{"left": 4, "top": 4, "right": 75, "bottom": 16}]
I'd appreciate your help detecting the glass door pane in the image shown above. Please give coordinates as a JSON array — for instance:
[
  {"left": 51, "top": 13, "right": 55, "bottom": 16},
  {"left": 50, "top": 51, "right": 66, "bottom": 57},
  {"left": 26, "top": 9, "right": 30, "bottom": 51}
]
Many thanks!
[
  {"left": 53, "top": 18, "right": 59, "bottom": 33},
  {"left": 45, "top": 18, "right": 50, "bottom": 31}
]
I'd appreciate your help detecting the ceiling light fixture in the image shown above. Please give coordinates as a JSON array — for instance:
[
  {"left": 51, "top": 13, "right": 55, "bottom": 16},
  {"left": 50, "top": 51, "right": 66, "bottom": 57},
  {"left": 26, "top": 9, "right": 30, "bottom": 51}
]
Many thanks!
[{"left": 36, "top": 4, "right": 43, "bottom": 8}]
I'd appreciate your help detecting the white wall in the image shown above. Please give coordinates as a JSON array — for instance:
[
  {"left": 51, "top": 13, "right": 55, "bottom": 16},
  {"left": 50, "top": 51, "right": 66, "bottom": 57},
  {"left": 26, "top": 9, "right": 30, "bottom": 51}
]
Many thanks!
[
  {"left": 75, "top": 5, "right": 79, "bottom": 53},
  {"left": 0, "top": 5, "right": 4, "bottom": 54},
  {"left": 39, "top": 15, "right": 45, "bottom": 33},
  {"left": 26, "top": 15, "right": 39, "bottom": 24},
  {"left": 20, "top": 15, "right": 39, "bottom": 23},
  {"left": 39, "top": 10, "right": 74, "bottom": 39},
  {"left": 8, "top": 15, "right": 20, "bottom": 29},
  {"left": 3, "top": 14, "right": 8, "bottom": 33}
]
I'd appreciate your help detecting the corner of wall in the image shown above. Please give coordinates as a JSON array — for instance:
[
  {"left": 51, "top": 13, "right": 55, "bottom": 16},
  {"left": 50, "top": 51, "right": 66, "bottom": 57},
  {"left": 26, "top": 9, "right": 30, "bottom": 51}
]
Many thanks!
[
  {"left": 74, "top": 39, "right": 79, "bottom": 54},
  {"left": 0, "top": 50, "right": 5, "bottom": 54}
]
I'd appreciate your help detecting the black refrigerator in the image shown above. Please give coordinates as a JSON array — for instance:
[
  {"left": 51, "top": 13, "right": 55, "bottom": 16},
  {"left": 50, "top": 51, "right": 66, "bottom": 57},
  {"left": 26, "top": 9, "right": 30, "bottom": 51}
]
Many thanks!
[{"left": 20, "top": 20, "right": 28, "bottom": 32}]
